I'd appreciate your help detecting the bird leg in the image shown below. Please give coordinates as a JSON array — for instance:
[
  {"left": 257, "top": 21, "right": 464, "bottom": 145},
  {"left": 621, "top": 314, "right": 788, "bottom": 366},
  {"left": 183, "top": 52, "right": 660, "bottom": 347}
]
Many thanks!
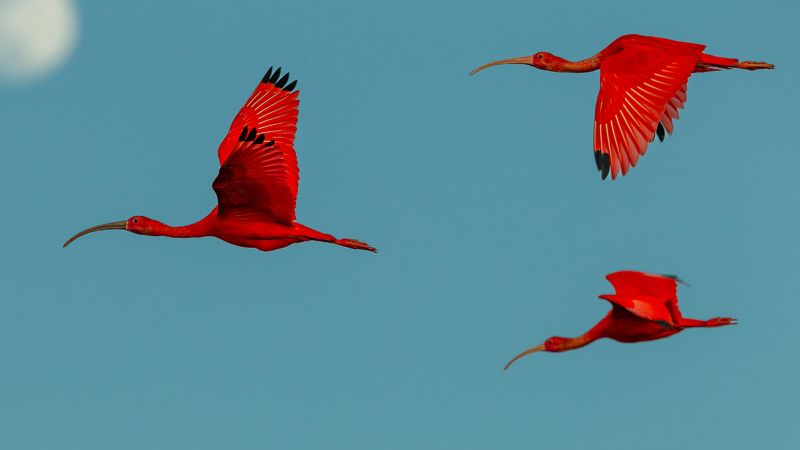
[
  {"left": 677, "top": 317, "right": 737, "bottom": 328},
  {"left": 334, "top": 238, "right": 377, "bottom": 253},
  {"left": 695, "top": 60, "right": 774, "bottom": 72},
  {"left": 288, "top": 223, "right": 375, "bottom": 252}
]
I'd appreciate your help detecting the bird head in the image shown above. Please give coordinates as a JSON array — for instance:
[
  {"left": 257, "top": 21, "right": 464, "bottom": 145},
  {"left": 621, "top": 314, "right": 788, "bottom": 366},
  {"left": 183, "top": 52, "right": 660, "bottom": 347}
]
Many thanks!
[
  {"left": 503, "top": 336, "right": 574, "bottom": 370},
  {"left": 469, "top": 51, "right": 559, "bottom": 75},
  {"left": 63, "top": 215, "right": 161, "bottom": 247},
  {"left": 543, "top": 336, "right": 570, "bottom": 351}
]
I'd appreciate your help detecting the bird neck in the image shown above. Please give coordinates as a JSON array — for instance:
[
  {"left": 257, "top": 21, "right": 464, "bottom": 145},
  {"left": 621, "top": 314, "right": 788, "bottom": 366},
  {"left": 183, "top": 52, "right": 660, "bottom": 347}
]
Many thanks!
[
  {"left": 561, "top": 332, "right": 598, "bottom": 351},
  {"left": 550, "top": 54, "right": 601, "bottom": 73},
  {"left": 561, "top": 319, "right": 609, "bottom": 351},
  {"left": 157, "top": 223, "right": 207, "bottom": 238},
  {"left": 143, "top": 214, "right": 215, "bottom": 239}
]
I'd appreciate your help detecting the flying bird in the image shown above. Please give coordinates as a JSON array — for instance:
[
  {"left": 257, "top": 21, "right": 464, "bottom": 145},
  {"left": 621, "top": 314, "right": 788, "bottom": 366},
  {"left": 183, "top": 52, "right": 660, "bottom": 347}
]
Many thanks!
[
  {"left": 470, "top": 34, "right": 774, "bottom": 180},
  {"left": 504, "top": 270, "right": 736, "bottom": 369},
  {"left": 64, "top": 67, "right": 376, "bottom": 253}
]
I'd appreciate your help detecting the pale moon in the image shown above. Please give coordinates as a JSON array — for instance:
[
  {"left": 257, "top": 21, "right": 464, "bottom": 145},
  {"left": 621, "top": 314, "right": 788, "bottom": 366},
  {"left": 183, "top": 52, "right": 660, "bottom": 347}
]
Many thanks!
[{"left": 0, "top": 0, "right": 78, "bottom": 83}]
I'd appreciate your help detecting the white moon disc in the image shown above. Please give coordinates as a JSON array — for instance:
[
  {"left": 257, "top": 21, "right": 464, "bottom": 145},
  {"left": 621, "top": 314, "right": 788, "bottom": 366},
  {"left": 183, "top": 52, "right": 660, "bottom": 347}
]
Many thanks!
[{"left": 0, "top": 0, "right": 78, "bottom": 83}]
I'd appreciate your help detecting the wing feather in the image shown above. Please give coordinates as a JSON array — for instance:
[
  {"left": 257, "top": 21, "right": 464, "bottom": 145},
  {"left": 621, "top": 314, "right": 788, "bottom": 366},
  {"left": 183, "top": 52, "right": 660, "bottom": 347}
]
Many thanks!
[
  {"left": 593, "top": 40, "right": 701, "bottom": 179},
  {"left": 598, "top": 270, "right": 682, "bottom": 324},
  {"left": 211, "top": 68, "right": 302, "bottom": 224},
  {"left": 213, "top": 133, "right": 296, "bottom": 225},
  {"left": 216, "top": 67, "right": 300, "bottom": 199}
]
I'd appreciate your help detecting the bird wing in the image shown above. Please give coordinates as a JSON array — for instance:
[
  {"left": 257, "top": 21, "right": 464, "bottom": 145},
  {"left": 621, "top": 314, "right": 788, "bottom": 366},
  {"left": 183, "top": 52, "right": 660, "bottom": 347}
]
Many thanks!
[
  {"left": 216, "top": 67, "right": 300, "bottom": 192},
  {"left": 213, "top": 131, "right": 296, "bottom": 225},
  {"left": 598, "top": 270, "right": 681, "bottom": 324},
  {"left": 593, "top": 40, "right": 704, "bottom": 179},
  {"left": 212, "top": 68, "right": 300, "bottom": 225}
]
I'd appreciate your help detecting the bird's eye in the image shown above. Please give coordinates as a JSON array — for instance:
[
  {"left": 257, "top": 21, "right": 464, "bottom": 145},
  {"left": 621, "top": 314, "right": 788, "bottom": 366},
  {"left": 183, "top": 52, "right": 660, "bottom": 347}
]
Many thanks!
[
  {"left": 133, "top": 218, "right": 139, "bottom": 223},
  {"left": 537, "top": 54, "right": 543, "bottom": 59}
]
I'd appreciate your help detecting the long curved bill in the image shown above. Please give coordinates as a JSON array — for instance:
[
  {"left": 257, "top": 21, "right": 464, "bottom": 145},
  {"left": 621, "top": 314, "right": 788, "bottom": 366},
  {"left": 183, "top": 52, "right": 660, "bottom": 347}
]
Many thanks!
[
  {"left": 63, "top": 220, "right": 127, "bottom": 248},
  {"left": 504, "top": 343, "right": 545, "bottom": 370},
  {"left": 469, "top": 56, "right": 532, "bottom": 76}
]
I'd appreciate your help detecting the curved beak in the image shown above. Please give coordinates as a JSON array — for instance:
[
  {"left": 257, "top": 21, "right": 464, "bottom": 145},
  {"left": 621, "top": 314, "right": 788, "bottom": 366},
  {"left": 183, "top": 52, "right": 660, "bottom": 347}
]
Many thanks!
[
  {"left": 63, "top": 220, "right": 127, "bottom": 248},
  {"left": 504, "top": 343, "right": 545, "bottom": 370},
  {"left": 469, "top": 55, "right": 533, "bottom": 76}
]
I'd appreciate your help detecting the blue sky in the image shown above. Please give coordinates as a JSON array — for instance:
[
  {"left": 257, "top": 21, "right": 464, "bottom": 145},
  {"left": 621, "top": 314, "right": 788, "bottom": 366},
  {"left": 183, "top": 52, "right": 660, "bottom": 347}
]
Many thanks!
[{"left": 1, "top": 0, "right": 798, "bottom": 449}]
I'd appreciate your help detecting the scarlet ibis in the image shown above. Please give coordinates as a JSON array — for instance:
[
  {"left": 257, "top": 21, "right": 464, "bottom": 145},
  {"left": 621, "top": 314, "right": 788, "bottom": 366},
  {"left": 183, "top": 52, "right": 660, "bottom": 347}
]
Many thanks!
[
  {"left": 504, "top": 270, "right": 736, "bottom": 369},
  {"left": 64, "top": 67, "right": 376, "bottom": 253},
  {"left": 470, "top": 34, "right": 774, "bottom": 180}
]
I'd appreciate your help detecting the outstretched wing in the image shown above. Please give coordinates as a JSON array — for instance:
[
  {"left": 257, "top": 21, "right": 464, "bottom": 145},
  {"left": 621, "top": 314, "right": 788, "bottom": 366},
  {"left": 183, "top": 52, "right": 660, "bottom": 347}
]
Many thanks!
[
  {"left": 598, "top": 270, "right": 682, "bottom": 324},
  {"left": 211, "top": 68, "right": 300, "bottom": 225},
  {"left": 593, "top": 38, "right": 704, "bottom": 179},
  {"left": 216, "top": 67, "right": 300, "bottom": 198},
  {"left": 213, "top": 129, "right": 296, "bottom": 225}
]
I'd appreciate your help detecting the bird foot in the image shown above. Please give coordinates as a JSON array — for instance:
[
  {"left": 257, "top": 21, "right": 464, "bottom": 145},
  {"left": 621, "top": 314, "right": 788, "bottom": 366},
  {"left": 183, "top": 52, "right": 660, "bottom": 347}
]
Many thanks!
[
  {"left": 706, "top": 317, "right": 737, "bottom": 327},
  {"left": 336, "top": 238, "right": 377, "bottom": 253},
  {"left": 738, "top": 61, "right": 774, "bottom": 70}
]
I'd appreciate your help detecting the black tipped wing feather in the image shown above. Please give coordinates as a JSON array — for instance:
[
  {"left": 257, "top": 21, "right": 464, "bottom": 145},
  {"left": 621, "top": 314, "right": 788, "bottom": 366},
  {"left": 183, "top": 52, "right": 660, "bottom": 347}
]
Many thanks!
[{"left": 214, "top": 129, "right": 295, "bottom": 225}]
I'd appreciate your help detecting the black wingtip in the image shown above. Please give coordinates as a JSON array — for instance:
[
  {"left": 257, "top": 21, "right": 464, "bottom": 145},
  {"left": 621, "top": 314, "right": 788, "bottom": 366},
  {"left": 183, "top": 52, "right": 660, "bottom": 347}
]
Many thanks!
[
  {"left": 655, "top": 320, "right": 675, "bottom": 331},
  {"left": 261, "top": 67, "right": 273, "bottom": 84},
  {"left": 269, "top": 67, "right": 282, "bottom": 84},
  {"left": 661, "top": 273, "right": 691, "bottom": 287},
  {"left": 266, "top": 139, "right": 275, "bottom": 146},
  {"left": 275, "top": 73, "right": 290, "bottom": 89},
  {"left": 594, "top": 150, "right": 603, "bottom": 171},
  {"left": 261, "top": 66, "right": 298, "bottom": 92},
  {"left": 656, "top": 123, "right": 665, "bottom": 142},
  {"left": 254, "top": 133, "right": 265, "bottom": 145},
  {"left": 601, "top": 153, "right": 610, "bottom": 180},
  {"left": 239, "top": 126, "right": 249, "bottom": 141},
  {"left": 246, "top": 127, "right": 257, "bottom": 141}
]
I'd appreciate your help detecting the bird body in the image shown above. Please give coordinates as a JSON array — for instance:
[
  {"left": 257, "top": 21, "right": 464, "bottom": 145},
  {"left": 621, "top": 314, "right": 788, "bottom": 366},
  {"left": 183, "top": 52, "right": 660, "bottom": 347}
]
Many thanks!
[
  {"left": 470, "top": 34, "right": 774, "bottom": 179},
  {"left": 64, "top": 68, "right": 376, "bottom": 253},
  {"left": 587, "top": 308, "right": 679, "bottom": 344},
  {"left": 116, "top": 210, "right": 352, "bottom": 253},
  {"left": 504, "top": 271, "right": 736, "bottom": 369}
]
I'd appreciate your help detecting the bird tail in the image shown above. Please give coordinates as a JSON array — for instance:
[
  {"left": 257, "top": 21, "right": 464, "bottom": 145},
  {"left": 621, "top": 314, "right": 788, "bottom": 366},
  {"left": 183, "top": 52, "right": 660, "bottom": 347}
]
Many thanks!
[{"left": 335, "top": 238, "right": 377, "bottom": 253}]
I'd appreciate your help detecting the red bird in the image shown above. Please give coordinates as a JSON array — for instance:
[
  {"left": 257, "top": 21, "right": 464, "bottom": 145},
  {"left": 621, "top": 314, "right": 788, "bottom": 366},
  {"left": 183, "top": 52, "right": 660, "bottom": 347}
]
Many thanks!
[
  {"left": 470, "top": 34, "right": 774, "bottom": 180},
  {"left": 64, "top": 67, "right": 376, "bottom": 253},
  {"left": 504, "top": 271, "right": 736, "bottom": 369}
]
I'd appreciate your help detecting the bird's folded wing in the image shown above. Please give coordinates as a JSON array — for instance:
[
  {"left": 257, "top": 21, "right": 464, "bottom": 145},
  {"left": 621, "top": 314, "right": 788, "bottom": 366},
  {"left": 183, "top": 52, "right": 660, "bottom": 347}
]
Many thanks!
[
  {"left": 600, "top": 294, "right": 675, "bottom": 324},
  {"left": 599, "top": 271, "right": 681, "bottom": 323},
  {"left": 212, "top": 129, "right": 296, "bottom": 225},
  {"left": 606, "top": 271, "right": 679, "bottom": 301},
  {"left": 593, "top": 43, "right": 703, "bottom": 179},
  {"left": 216, "top": 67, "right": 300, "bottom": 198}
]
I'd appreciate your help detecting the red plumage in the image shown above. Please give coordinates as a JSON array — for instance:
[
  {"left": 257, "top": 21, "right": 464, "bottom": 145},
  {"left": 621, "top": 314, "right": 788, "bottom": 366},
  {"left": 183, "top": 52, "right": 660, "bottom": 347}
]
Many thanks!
[
  {"left": 504, "top": 270, "right": 736, "bottom": 370},
  {"left": 64, "top": 68, "right": 376, "bottom": 253},
  {"left": 470, "top": 34, "right": 774, "bottom": 179}
]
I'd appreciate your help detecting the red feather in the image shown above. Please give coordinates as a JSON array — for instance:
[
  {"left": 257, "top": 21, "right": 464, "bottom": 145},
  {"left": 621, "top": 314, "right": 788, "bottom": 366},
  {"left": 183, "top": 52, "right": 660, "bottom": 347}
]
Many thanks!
[
  {"left": 63, "top": 67, "right": 376, "bottom": 254},
  {"left": 503, "top": 270, "right": 736, "bottom": 368},
  {"left": 599, "top": 270, "right": 680, "bottom": 325},
  {"left": 213, "top": 137, "right": 296, "bottom": 225},
  {"left": 470, "top": 33, "right": 774, "bottom": 180},
  {"left": 216, "top": 68, "right": 300, "bottom": 198},
  {"left": 594, "top": 36, "right": 704, "bottom": 179},
  {"left": 212, "top": 68, "right": 301, "bottom": 225}
]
